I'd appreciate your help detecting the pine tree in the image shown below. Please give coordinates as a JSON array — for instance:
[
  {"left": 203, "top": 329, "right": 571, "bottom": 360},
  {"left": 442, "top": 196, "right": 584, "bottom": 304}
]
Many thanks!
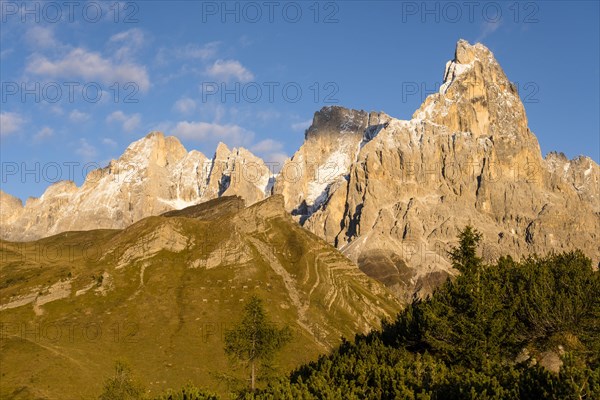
[
  {"left": 448, "top": 225, "right": 482, "bottom": 275},
  {"left": 224, "top": 295, "right": 291, "bottom": 391}
]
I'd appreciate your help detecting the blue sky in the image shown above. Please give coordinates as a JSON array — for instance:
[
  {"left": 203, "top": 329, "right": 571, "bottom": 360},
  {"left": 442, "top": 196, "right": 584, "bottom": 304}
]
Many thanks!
[{"left": 1, "top": 0, "right": 599, "bottom": 201}]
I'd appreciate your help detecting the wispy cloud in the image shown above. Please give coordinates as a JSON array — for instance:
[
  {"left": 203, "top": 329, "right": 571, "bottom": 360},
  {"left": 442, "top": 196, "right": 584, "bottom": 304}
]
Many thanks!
[
  {"left": 69, "top": 109, "right": 90, "bottom": 123},
  {"left": 0, "top": 111, "right": 25, "bottom": 136},
  {"left": 171, "top": 121, "right": 254, "bottom": 147},
  {"left": 250, "top": 139, "right": 289, "bottom": 169},
  {"left": 26, "top": 48, "right": 150, "bottom": 92},
  {"left": 109, "top": 28, "right": 145, "bottom": 47},
  {"left": 177, "top": 42, "right": 220, "bottom": 60},
  {"left": 291, "top": 119, "right": 313, "bottom": 132},
  {"left": 255, "top": 109, "right": 281, "bottom": 122},
  {"left": 155, "top": 41, "right": 220, "bottom": 66},
  {"left": 106, "top": 111, "right": 142, "bottom": 133},
  {"left": 477, "top": 20, "right": 502, "bottom": 42},
  {"left": 102, "top": 138, "right": 118, "bottom": 147},
  {"left": 0, "top": 48, "right": 14, "bottom": 59},
  {"left": 250, "top": 139, "right": 283, "bottom": 154},
  {"left": 205, "top": 59, "right": 254, "bottom": 82},
  {"left": 173, "top": 98, "right": 197, "bottom": 115},
  {"left": 25, "top": 26, "right": 60, "bottom": 50},
  {"left": 109, "top": 28, "right": 146, "bottom": 60},
  {"left": 33, "top": 126, "right": 54, "bottom": 142},
  {"left": 47, "top": 105, "right": 64, "bottom": 116},
  {"left": 76, "top": 139, "right": 97, "bottom": 160}
]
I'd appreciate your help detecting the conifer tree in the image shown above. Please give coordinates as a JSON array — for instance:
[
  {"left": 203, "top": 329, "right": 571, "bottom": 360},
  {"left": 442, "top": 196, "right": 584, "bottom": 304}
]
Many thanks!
[{"left": 224, "top": 295, "right": 291, "bottom": 391}]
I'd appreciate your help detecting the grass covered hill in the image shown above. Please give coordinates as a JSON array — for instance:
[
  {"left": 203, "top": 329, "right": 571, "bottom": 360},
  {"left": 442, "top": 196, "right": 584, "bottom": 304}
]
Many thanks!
[{"left": 0, "top": 195, "right": 399, "bottom": 399}]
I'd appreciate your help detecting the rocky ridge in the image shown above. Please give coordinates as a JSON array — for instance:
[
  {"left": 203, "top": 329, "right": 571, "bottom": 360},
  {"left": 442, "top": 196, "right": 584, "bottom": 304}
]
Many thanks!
[{"left": 1, "top": 133, "right": 272, "bottom": 241}]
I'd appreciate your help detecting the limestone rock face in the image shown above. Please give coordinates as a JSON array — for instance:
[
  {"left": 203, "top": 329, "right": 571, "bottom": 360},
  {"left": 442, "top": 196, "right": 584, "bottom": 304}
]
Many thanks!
[
  {"left": 545, "top": 152, "right": 599, "bottom": 212},
  {"left": 276, "top": 40, "right": 600, "bottom": 300},
  {"left": 1, "top": 133, "right": 271, "bottom": 241},
  {"left": 0, "top": 191, "right": 23, "bottom": 226},
  {"left": 219, "top": 146, "right": 272, "bottom": 205}
]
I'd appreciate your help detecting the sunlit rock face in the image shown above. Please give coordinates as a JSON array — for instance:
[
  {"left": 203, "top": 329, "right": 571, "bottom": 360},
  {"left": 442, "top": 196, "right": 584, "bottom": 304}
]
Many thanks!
[{"left": 275, "top": 40, "right": 599, "bottom": 300}]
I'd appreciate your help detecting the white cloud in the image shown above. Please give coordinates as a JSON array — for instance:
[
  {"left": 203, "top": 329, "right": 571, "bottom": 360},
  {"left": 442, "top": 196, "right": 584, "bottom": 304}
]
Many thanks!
[
  {"left": 48, "top": 105, "right": 64, "bottom": 115},
  {"left": 69, "top": 109, "right": 90, "bottom": 123},
  {"left": 33, "top": 126, "right": 54, "bottom": 142},
  {"left": 205, "top": 59, "right": 254, "bottom": 82},
  {"left": 106, "top": 111, "right": 142, "bottom": 133},
  {"left": 262, "top": 152, "right": 289, "bottom": 171},
  {"left": 102, "top": 138, "right": 118, "bottom": 147},
  {"left": 109, "top": 28, "right": 145, "bottom": 47},
  {"left": 213, "top": 105, "right": 227, "bottom": 123},
  {"left": 26, "top": 48, "right": 150, "bottom": 92},
  {"left": 255, "top": 110, "right": 281, "bottom": 122},
  {"left": 25, "top": 26, "right": 60, "bottom": 49},
  {"left": 76, "top": 139, "right": 97, "bottom": 160},
  {"left": 250, "top": 139, "right": 288, "bottom": 170},
  {"left": 0, "top": 48, "right": 14, "bottom": 59},
  {"left": 171, "top": 121, "right": 254, "bottom": 146},
  {"left": 250, "top": 139, "right": 283, "bottom": 154},
  {"left": 155, "top": 41, "right": 220, "bottom": 67},
  {"left": 109, "top": 28, "right": 145, "bottom": 60},
  {"left": 173, "top": 98, "right": 197, "bottom": 115},
  {"left": 178, "top": 42, "right": 220, "bottom": 60},
  {"left": 477, "top": 21, "right": 501, "bottom": 42},
  {"left": 0, "top": 112, "right": 25, "bottom": 136},
  {"left": 291, "top": 119, "right": 313, "bottom": 132}
]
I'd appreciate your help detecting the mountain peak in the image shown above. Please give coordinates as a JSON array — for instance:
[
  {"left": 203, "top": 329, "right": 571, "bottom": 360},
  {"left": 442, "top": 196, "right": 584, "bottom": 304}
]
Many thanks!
[
  {"left": 214, "top": 142, "right": 231, "bottom": 159},
  {"left": 145, "top": 130, "right": 165, "bottom": 139},
  {"left": 0, "top": 190, "right": 23, "bottom": 226},
  {"left": 305, "top": 106, "right": 370, "bottom": 140},
  {"left": 118, "top": 131, "right": 188, "bottom": 169},
  {"left": 412, "top": 38, "right": 528, "bottom": 138},
  {"left": 454, "top": 39, "right": 491, "bottom": 64},
  {"left": 440, "top": 39, "right": 494, "bottom": 87}
]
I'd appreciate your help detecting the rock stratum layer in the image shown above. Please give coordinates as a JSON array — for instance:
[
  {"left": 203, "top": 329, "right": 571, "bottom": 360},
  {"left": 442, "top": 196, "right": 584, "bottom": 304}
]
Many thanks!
[{"left": 2, "top": 40, "right": 598, "bottom": 299}]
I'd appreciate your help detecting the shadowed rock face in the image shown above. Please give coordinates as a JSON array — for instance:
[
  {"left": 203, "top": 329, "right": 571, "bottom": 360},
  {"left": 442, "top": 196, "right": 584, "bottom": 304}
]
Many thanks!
[
  {"left": 304, "top": 106, "right": 370, "bottom": 141},
  {"left": 357, "top": 249, "right": 412, "bottom": 288}
]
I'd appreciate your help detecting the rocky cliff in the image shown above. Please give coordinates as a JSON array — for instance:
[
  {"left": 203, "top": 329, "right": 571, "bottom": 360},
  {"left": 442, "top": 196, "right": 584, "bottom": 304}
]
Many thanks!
[
  {"left": 275, "top": 40, "right": 599, "bottom": 299},
  {"left": 1, "top": 40, "right": 598, "bottom": 300}
]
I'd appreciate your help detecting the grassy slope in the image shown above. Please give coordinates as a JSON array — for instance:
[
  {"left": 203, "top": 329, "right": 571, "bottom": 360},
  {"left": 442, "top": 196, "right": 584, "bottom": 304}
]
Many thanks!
[{"left": 0, "top": 196, "right": 400, "bottom": 399}]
